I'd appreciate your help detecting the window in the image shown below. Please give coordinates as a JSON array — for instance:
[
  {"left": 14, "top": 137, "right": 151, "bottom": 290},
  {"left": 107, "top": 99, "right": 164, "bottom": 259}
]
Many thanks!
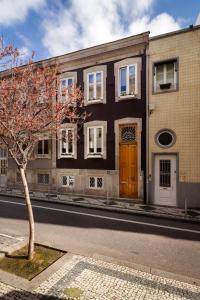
[
  {"left": 119, "top": 64, "right": 137, "bottom": 96},
  {"left": 153, "top": 59, "right": 178, "bottom": 93},
  {"left": 60, "top": 77, "right": 74, "bottom": 101},
  {"left": 87, "top": 126, "right": 103, "bottom": 157},
  {"left": 59, "top": 128, "right": 74, "bottom": 157},
  {"left": 156, "top": 130, "right": 176, "bottom": 148},
  {"left": 37, "top": 139, "right": 49, "bottom": 156},
  {"left": 37, "top": 174, "right": 49, "bottom": 184},
  {"left": 61, "top": 175, "right": 74, "bottom": 188},
  {"left": 0, "top": 148, "right": 7, "bottom": 158},
  {"left": 87, "top": 72, "right": 103, "bottom": 102},
  {"left": 89, "top": 176, "right": 103, "bottom": 189}
]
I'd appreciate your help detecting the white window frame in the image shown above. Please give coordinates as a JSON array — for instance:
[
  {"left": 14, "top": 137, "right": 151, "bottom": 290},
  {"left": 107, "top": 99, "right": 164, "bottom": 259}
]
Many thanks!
[
  {"left": 89, "top": 176, "right": 104, "bottom": 189},
  {"left": 60, "top": 77, "right": 74, "bottom": 102},
  {"left": 154, "top": 61, "right": 177, "bottom": 93},
  {"left": 59, "top": 128, "right": 75, "bottom": 158},
  {"left": 87, "top": 126, "right": 103, "bottom": 158},
  {"left": 61, "top": 175, "right": 75, "bottom": 188},
  {"left": 118, "top": 64, "right": 137, "bottom": 97},
  {"left": 87, "top": 71, "right": 103, "bottom": 102}
]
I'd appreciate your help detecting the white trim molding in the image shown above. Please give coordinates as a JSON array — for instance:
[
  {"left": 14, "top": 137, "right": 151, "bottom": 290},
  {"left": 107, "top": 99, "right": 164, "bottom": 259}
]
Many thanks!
[
  {"left": 114, "top": 57, "right": 142, "bottom": 101},
  {"left": 84, "top": 120, "right": 107, "bottom": 159},
  {"left": 57, "top": 123, "right": 77, "bottom": 159},
  {"left": 83, "top": 65, "right": 107, "bottom": 106}
]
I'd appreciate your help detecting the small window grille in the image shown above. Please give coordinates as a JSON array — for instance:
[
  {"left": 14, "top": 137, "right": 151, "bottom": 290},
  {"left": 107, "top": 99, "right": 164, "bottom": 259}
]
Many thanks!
[
  {"left": 61, "top": 175, "right": 74, "bottom": 188},
  {"left": 38, "top": 174, "right": 49, "bottom": 184},
  {"left": 160, "top": 160, "right": 171, "bottom": 187},
  {"left": 89, "top": 176, "right": 103, "bottom": 189},
  {"left": 120, "top": 126, "right": 136, "bottom": 143}
]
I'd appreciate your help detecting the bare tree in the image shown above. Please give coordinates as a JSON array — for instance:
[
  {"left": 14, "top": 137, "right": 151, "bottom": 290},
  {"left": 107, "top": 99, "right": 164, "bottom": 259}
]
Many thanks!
[{"left": 0, "top": 45, "right": 86, "bottom": 260}]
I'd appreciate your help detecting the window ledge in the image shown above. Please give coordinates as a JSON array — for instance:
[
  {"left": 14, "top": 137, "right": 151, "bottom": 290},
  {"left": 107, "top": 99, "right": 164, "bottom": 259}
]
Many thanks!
[
  {"left": 87, "top": 154, "right": 103, "bottom": 159},
  {"left": 36, "top": 154, "right": 51, "bottom": 159},
  {"left": 59, "top": 154, "right": 75, "bottom": 159},
  {"left": 116, "top": 94, "right": 139, "bottom": 101},
  {"left": 153, "top": 88, "right": 178, "bottom": 95},
  {"left": 86, "top": 99, "right": 104, "bottom": 105}
]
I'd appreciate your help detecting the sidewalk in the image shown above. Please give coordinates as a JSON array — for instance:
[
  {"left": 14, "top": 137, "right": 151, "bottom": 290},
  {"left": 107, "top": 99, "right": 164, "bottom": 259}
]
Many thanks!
[
  {"left": 0, "top": 235, "right": 200, "bottom": 300},
  {"left": 0, "top": 188, "right": 200, "bottom": 223}
]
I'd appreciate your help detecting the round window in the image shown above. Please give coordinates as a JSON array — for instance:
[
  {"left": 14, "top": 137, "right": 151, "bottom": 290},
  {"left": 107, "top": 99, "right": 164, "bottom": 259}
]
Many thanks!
[{"left": 156, "top": 130, "right": 176, "bottom": 148}]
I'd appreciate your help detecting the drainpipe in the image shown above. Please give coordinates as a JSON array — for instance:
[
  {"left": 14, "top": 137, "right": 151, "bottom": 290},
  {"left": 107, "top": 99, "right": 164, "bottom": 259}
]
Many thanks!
[{"left": 146, "top": 46, "right": 150, "bottom": 204}]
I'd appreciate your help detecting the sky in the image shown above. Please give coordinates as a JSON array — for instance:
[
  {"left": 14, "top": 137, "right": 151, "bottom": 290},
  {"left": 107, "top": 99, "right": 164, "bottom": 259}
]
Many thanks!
[{"left": 0, "top": 0, "right": 199, "bottom": 61}]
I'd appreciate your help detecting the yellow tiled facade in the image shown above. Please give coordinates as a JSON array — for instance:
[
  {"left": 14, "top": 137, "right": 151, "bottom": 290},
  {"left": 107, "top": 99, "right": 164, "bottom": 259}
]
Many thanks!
[{"left": 149, "top": 26, "right": 200, "bottom": 207}]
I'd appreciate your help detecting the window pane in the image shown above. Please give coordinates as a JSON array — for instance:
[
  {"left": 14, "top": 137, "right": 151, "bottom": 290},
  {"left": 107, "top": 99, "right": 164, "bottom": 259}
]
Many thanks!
[
  {"left": 67, "top": 130, "right": 73, "bottom": 154},
  {"left": 129, "top": 66, "right": 136, "bottom": 94},
  {"left": 96, "top": 72, "right": 102, "bottom": 99},
  {"left": 61, "top": 79, "right": 67, "bottom": 87},
  {"left": 166, "top": 63, "right": 175, "bottom": 84},
  {"left": 89, "top": 74, "right": 94, "bottom": 100},
  {"left": 44, "top": 174, "right": 49, "bottom": 184},
  {"left": 68, "top": 78, "right": 73, "bottom": 86},
  {"left": 156, "top": 64, "right": 164, "bottom": 86},
  {"left": 90, "top": 177, "right": 95, "bottom": 188},
  {"left": 120, "top": 67, "right": 127, "bottom": 93},
  {"left": 38, "top": 140, "right": 43, "bottom": 154},
  {"left": 96, "top": 128, "right": 102, "bottom": 153},
  {"left": 89, "top": 128, "right": 94, "bottom": 153},
  {"left": 44, "top": 140, "right": 49, "bottom": 154},
  {"left": 61, "top": 130, "right": 67, "bottom": 154},
  {"left": 62, "top": 176, "right": 68, "bottom": 186}
]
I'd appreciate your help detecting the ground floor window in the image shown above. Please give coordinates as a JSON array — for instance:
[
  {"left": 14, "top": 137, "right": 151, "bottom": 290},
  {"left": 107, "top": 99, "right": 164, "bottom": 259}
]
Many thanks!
[
  {"left": 89, "top": 176, "right": 103, "bottom": 189},
  {"left": 61, "top": 175, "right": 74, "bottom": 187},
  {"left": 37, "top": 174, "right": 49, "bottom": 184}
]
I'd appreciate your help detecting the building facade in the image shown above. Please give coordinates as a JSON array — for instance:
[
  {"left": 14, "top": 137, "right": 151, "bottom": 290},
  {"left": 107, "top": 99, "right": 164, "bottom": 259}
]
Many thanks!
[
  {"left": 3, "top": 32, "right": 149, "bottom": 202},
  {"left": 148, "top": 25, "right": 200, "bottom": 208}
]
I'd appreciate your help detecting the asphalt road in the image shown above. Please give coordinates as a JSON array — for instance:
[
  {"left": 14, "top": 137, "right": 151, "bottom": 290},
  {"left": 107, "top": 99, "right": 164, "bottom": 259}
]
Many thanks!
[{"left": 0, "top": 195, "right": 200, "bottom": 280}]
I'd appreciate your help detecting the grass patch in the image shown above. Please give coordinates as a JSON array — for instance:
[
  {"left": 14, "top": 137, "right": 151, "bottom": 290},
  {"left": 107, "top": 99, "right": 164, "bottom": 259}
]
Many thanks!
[
  {"left": 0, "top": 244, "right": 64, "bottom": 280},
  {"left": 64, "top": 288, "right": 83, "bottom": 299}
]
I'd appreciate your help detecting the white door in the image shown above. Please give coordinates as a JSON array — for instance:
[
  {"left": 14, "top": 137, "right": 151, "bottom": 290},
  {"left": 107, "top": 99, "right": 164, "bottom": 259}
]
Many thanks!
[
  {"left": 154, "top": 155, "right": 176, "bottom": 206},
  {"left": 0, "top": 148, "right": 7, "bottom": 187}
]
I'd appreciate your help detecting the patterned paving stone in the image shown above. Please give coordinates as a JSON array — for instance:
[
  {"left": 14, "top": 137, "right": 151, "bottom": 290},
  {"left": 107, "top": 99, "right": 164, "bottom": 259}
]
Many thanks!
[{"left": 0, "top": 255, "right": 199, "bottom": 299}]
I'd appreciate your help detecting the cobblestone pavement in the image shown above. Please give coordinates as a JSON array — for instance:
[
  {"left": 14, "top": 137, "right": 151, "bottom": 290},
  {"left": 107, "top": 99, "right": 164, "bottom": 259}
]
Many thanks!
[{"left": 0, "top": 255, "right": 200, "bottom": 300}]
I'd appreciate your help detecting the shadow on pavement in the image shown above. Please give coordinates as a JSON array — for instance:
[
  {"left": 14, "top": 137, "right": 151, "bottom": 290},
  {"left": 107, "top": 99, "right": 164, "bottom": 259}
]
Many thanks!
[{"left": 0, "top": 290, "right": 66, "bottom": 300}]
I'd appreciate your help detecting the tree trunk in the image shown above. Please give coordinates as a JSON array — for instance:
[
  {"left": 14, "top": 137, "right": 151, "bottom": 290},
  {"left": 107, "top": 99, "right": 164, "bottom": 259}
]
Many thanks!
[{"left": 19, "top": 167, "right": 35, "bottom": 260}]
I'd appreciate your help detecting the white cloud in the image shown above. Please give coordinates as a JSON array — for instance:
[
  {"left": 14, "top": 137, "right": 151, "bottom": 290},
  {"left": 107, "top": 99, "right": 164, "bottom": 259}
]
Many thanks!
[
  {"left": 41, "top": 0, "right": 181, "bottom": 56},
  {"left": 0, "top": 0, "right": 46, "bottom": 25}
]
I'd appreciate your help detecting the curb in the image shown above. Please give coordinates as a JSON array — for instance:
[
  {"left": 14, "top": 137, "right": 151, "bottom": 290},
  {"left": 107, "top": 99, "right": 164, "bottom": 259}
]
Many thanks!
[{"left": 0, "top": 192, "right": 200, "bottom": 224}]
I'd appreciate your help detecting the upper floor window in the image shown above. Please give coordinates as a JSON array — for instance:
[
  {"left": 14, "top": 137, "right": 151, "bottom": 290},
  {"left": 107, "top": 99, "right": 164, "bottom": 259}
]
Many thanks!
[
  {"left": 87, "top": 71, "right": 103, "bottom": 102},
  {"left": 153, "top": 59, "right": 178, "bottom": 93},
  {"left": 60, "top": 77, "right": 74, "bottom": 101},
  {"left": 37, "top": 139, "right": 49, "bottom": 156},
  {"left": 59, "top": 128, "right": 75, "bottom": 158},
  {"left": 87, "top": 126, "right": 103, "bottom": 158},
  {"left": 84, "top": 66, "right": 107, "bottom": 106},
  {"left": 119, "top": 64, "right": 137, "bottom": 97}
]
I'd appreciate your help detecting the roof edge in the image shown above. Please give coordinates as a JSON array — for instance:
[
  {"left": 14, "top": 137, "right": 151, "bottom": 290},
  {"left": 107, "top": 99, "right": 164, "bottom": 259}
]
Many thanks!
[
  {"left": 150, "top": 24, "right": 200, "bottom": 41},
  {"left": 36, "top": 31, "right": 149, "bottom": 65}
]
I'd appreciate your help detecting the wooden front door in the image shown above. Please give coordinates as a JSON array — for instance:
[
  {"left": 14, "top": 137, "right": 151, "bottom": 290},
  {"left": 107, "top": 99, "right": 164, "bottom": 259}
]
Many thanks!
[{"left": 119, "top": 125, "right": 138, "bottom": 198}]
